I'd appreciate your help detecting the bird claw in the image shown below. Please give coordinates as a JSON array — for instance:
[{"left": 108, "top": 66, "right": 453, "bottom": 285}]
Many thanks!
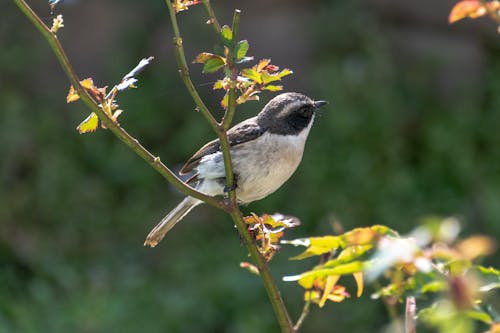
[{"left": 224, "top": 182, "right": 237, "bottom": 193}]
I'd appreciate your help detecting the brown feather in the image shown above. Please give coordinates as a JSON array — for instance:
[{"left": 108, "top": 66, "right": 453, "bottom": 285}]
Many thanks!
[{"left": 179, "top": 117, "right": 263, "bottom": 175}]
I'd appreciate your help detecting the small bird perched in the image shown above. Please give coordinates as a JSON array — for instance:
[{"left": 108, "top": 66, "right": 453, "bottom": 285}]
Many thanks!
[{"left": 144, "top": 92, "right": 327, "bottom": 247}]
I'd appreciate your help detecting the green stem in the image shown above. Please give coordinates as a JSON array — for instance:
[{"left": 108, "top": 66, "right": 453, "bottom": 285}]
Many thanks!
[
  {"left": 166, "top": 2, "right": 294, "bottom": 332},
  {"left": 231, "top": 9, "right": 241, "bottom": 41},
  {"left": 165, "top": 0, "right": 220, "bottom": 134},
  {"left": 228, "top": 209, "right": 294, "bottom": 333},
  {"left": 201, "top": 0, "right": 221, "bottom": 33},
  {"left": 221, "top": 9, "right": 241, "bottom": 129},
  {"left": 293, "top": 300, "right": 312, "bottom": 332},
  {"left": 13, "top": 0, "right": 222, "bottom": 210}
]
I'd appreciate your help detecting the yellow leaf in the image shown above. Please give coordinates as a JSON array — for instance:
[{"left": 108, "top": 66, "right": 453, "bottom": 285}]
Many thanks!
[
  {"left": 319, "top": 275, "right": 340, "bottom": 308},
  {"left": 173, "top": 0, "right": 201, "bottom": 13},
  {"left": 256, "top": 59, "right": 271, "bottom": 71},
  {"left": 353, "top": 272, "right": 364, "bottom": 297},
  {"left": 456, "top": 235, "right": 496, "bottom": 260},
  {"left": 80, "top": 78, "right": 94, "bottom": 89},
  {"left": 76, "top": 112, "right": 99, "bottom": 134},
  {"left": 343, "top": 227, "right": 378, "bottom": 246},
  {"left": 289, "top": 236, "right": 342, "bottom": 260},
  {"left": 326, "top": 289, "right": 348, "bottom": 303},
  {"left": 487, "top": 322, "right": 500, "bottom": 333},
  {"left": 66, "top": 85, "right": 80, "bottom": 103},
  {"left": 448, "top": 0, "right": 494, "bottom": 23},
  {"left": 297, "top": 261, "right": 364, "bottom": 288},
  {"left": 220, "top": 92, "right": 229, "bottom": 109}
]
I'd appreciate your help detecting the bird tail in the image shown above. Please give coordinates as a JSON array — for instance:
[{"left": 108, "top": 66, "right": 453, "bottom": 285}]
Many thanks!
[{"left": 144, "top": 196, "right": 202, "bottom": 247}]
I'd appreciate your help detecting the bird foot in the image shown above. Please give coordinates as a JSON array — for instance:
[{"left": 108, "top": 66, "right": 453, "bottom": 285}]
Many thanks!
[{"left": 223, "top": 182, "right": 237, "bottom": 193}]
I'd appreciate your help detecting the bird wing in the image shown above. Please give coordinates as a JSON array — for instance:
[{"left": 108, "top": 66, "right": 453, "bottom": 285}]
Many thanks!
[{"left": 179, "top": 117, "right": 263, "bottom": 175}]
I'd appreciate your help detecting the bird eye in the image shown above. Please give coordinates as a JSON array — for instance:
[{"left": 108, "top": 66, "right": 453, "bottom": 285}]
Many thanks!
[{"left": 299, "top": 105, "right": 312, "bottom": 116}]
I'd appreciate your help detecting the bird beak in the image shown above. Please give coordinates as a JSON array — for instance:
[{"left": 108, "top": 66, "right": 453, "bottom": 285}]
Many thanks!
[{"left": 314, "top": 100, "right": 328, "bottom": 109}]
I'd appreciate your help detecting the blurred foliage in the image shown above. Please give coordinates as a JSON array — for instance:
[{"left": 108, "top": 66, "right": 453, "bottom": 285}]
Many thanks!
[
  {"left": 284, "top": 219, "right": 499, "bottom": 332},
  {"left": 1, "top": 0, "right": 500, "bottom": 332}
]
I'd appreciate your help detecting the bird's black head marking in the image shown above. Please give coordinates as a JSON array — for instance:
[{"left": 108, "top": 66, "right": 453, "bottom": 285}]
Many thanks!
[{"left": 257, "top": 92, "right": 326, "bottom": 135}]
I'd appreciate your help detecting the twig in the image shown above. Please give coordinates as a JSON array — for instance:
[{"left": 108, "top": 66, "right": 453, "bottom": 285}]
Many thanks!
[
  {"left": 13, "top": 0, "right": 223, "bottom": 210},
  {"left": 405, "top": 296, "right": 417, "bottom": 333},
  {"left": 221, "top": 9, "right": 241, "bottom": 130},
  {"left": 165, "top": 0, "right": 220, "bottom": 134},
  {"left": 201, "top": 0, "right": 221, "bottom": 33},
  {"left": 293, "top": 300, "right": 311, "bottom": 332},
  {"left": 227, "top": 209, "right": 295, "bottom": 333},
  {"left": 16, "top": 0, "right": 294, "bottom": 331},
  {"left": 166, "top": 2, "right": 294, "bottom": 332},
  {"left": 231, "top": 9, "right": 241, "bottom": 40}
]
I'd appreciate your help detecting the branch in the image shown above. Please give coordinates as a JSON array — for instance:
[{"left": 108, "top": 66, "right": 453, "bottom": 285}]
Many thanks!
[
  {"left": 405, "top": 297, "right": 417, "bottom": 333},
  {"left": 165, "top": 2, "right": 294, "bottom": 332},
  {"left": 227, "top": 209, "right": 295, "bottom": 333},
  {"left": 221, "top": 9, "right": 241, "bottom": 130},
  {"left": 13, "top": 0, "right": 223, "bottom": 210},
  {"left": 293, "top": 300, "right": 311, "bottom": 332},
  {"left": 165, "top": 0, "right": 220, "bottom": 134},
  {"left": 201, "top": 0, "right": 221, "bottom": 34}
]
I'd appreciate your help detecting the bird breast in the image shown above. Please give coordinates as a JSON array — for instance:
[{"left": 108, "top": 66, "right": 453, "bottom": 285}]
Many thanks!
[{"left": 195, "top": 120, "right": 313, "bottom": 203}]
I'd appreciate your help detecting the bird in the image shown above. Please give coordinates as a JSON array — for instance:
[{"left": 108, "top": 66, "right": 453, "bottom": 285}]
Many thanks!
[{"left": 144, "top": 92, "right": 327, "bottom": 247}]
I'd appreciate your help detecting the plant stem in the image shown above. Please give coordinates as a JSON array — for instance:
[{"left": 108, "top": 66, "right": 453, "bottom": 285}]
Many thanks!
[
  {"left": 13, "top": 0, "right": 223, "bottom": 210},
  {"left": 231, "top": 9, "right": 241, "bottom": 40},
  {"left": 166, "top": 2, "right": 294, "bottom": 332},
  {"left": 166, "top": 0, "right": 220, "bottom": 134},
  {"left": 405, "top": 297, "right": 417, "bottom": 333},
  {"left": 228, "top": 209, "right": 294, "bottom": 333},
  {"left": 201, "top": 0, "right": 221, "bottom": 33},
  {"left": 293, "top": 300, "right": 312, "bottom": 332},
  {"left": 221, "top": 9, "right": 241, "bottom": 129}
]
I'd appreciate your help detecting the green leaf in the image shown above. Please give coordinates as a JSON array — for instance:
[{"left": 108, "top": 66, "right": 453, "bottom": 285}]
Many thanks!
[
  {"left": 235, "top": 40, "right": 249, "bottom": 60},
  {"left": 236, "top": 56, "right": 254, "bottom": 64},
  {"left": 261, "top": 69, "right": 294, "bottom": 84},
  {"left": 221, "top": 25, "right": 233, "bottom": 44},
  {"left": 77, "top": 112, "right": 99, "bottom": 134},
  {"left": 203, "top": 57, "right": 225, "bottom": 73},
  {"left": 213, "top": 80, "right": 224, "bottom": 90},
  {"left": 338, "top": 245, "right": 373, "bottom": 260},
  {"left": 464, "top": 310, "right": 493, "bottom": 324},
  {"left": 476, "top": 265, "right": 500, "bottom": 291},
  {"left": 213, "top": 44, "right": 225, "bottom": 57},
  {"left": 261, "top": 71, "right": 281, "bottom": 84},
  {"left": 297, "top": 261, "right": 365, "bottom": 288},
  {"left": 263, "top": 85, "right": 283, "bottom": 92},
  {"left": 277, "top": 68, "right": 293, "bottom": 79},
  {"left": 241, "top": 68, "right": 262, "bottom": 84},
  {"left": 477, "top": 266, "right": 500, "bottom": 278},
  {"left": 420, "top": 280, "right": 448, "bottom": 294},
  {"left": 287, "top": 236, "right": 343, "bottom": 260}
]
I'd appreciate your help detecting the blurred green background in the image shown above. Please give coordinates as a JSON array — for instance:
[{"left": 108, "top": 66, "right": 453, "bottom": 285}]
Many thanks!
[{"left": 1, "top": 0, "right": 499, "bottom": 332}]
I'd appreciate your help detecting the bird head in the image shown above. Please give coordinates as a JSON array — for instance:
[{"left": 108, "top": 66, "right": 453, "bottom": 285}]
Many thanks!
[{"left": 257, "top": 92, "right": 327, "bottom": 135}]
